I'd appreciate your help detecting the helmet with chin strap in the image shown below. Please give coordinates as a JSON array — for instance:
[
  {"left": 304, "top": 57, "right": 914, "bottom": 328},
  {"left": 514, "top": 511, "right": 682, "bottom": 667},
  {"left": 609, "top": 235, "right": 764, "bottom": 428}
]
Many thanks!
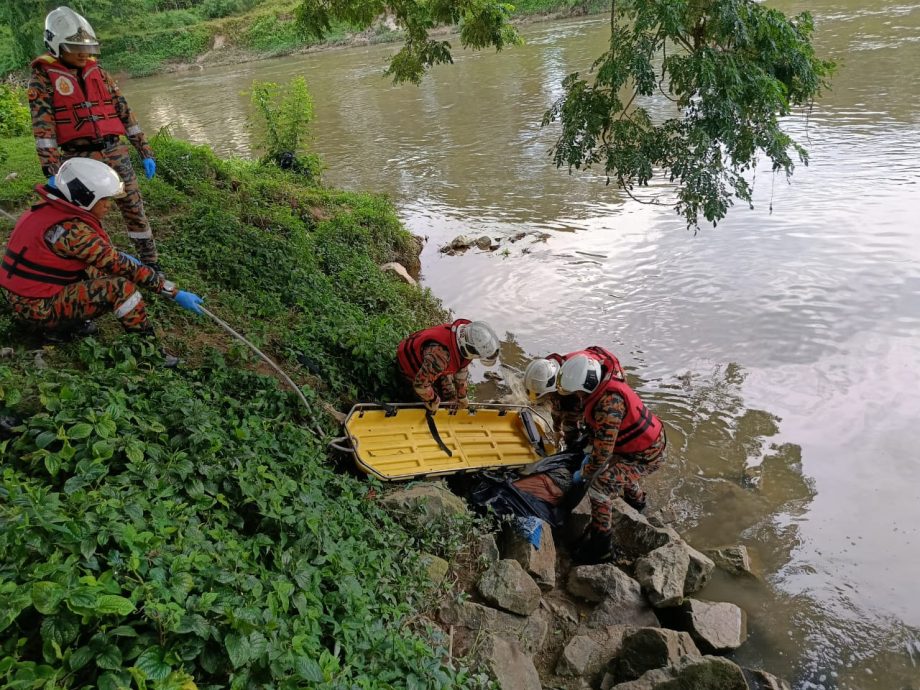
[
  {"left": 523, "top": 358, "right": 560, "bottom": 401},
  {"left": 44, "top": 7, "right": 100, "bottom": 58},
  {"left": 55, "top": 158, "right": 125, "bottom": 210},
  {"left": 557, "top": 354, "right": 603, "bottom": 396},
  {"left": 456, "top": 321, "right": 500, "bottom": 366}
]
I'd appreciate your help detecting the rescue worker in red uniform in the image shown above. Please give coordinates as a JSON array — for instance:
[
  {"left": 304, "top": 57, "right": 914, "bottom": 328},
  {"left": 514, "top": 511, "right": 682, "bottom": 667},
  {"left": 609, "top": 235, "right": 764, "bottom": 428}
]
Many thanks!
[
  {"left": 29, "top": 7, "right": 161, "bottom": 268},
  {"left": 397, "top": 320, "right": 501, "bottom": 412},
  {"left": 0, "top": 158, "right": 202, "bottom": 358},
  {"left": 556, "top": 353, "right": 667, "bottom": 564}
]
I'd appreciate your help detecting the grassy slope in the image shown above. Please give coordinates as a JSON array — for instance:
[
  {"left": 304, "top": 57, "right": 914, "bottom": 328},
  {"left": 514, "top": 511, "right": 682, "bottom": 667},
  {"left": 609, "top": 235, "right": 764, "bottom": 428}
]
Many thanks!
[{"left": 0, "top": 136, "right": 491, "bottom": 689}]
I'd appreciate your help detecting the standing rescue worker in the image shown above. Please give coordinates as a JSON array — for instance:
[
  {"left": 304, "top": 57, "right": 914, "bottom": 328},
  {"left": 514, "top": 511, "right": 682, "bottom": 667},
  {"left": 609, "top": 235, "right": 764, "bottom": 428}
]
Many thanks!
[
  {"left": 29, "top": 6, "right": 161, "bottom": 268},
  {"left": 556, "top": 352, "right": 667, "bottom": 564},
  {"left": 397, "top": 320, "right": 501, "bottom": 412},
  {"left": 0, "top": 158, "right": 202, "bottom": 358}
]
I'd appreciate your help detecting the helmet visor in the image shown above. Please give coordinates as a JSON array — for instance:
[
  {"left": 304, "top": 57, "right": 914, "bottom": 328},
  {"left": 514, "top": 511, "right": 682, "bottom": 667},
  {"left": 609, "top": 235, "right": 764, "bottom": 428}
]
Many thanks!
[{"left": 62, "top": 41, "right": 100, "bottom": 55}]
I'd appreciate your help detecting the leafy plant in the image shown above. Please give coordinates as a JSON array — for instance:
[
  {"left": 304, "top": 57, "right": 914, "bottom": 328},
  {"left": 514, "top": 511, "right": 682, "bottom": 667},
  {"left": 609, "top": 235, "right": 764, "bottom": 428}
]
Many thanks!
[
  {"left": 249, "top": 77, "right": 322, "bottom": 178},
  {"left": 0, "top": 83, "right": 29, "bottom": 138}
]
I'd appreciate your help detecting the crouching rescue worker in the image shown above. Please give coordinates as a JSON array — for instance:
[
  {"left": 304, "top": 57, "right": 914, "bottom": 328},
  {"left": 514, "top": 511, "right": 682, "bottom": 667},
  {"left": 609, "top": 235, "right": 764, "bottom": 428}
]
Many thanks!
[
  {"left": 397, "top": 319, "right": 501, "bottom": 412},
  {"left": 29, "top": 6, "right": 161, "bottom": 267},
  {"left": 0, "top": 158, "right": 203, "bottom": 359},
  {"left": 555, "top": 352, "right": 667, "bottom": 564}
]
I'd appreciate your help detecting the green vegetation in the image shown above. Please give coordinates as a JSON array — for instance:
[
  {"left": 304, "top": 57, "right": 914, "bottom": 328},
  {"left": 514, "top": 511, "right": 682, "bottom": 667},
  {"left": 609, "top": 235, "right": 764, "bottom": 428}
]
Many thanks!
[
  {"left": 0, "top": 132, "right": 495, "bottom": 688},
  {"left": 249, "top": 77, "right": 322, "bottom": 177}
]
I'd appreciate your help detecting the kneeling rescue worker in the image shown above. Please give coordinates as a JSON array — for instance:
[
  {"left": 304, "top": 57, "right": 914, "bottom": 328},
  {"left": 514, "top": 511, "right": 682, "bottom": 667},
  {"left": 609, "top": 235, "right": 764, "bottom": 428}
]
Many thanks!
[
  {"left": 555, "top": 352, "right": 667, "bottom": 565},
  {"left": 397, "top": 319, "right": 501, "bottom": 412},
  {"left": 0, "top": 158, "right": 203, "bottom": 359}
]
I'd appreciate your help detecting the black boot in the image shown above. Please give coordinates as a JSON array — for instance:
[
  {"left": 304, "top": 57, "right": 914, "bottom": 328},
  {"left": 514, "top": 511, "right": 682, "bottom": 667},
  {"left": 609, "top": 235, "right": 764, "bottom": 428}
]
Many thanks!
[
  {"left": 573, "top": 529, "right": 617, "bottom": 565},
  {"left": 623, "top": 493, "right": 647, "bottom": 513},
  {"left": 43, "top": 320, "right": 98, "bottom": 344},
  {"left": 132, "top": 327, "right": 180, "bottom": 368}
]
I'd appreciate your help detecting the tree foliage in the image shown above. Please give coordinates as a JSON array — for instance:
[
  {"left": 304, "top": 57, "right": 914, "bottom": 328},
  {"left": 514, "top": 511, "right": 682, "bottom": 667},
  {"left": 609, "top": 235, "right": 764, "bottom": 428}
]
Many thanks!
[
  {"left": 297, "top": 0, "right": 833, "bottom": 227},
  {"left": 296, "top": 0, "right": 522, "bottom": 84},
  {"left": 249, "top": 76, "right": 322, "bottom": 177}
]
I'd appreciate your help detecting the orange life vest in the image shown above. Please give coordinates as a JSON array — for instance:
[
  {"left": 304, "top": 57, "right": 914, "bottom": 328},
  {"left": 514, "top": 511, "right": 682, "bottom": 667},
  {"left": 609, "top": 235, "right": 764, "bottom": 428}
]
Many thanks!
[
  {"left": 582, "top": 369, "right": 662, "bottom": 454},
  {"left": 0, "top": 186, "right": 107, "bottom": 298},
  {"left": 397, "top": 319, "right": 472, "bottom": 378},
  {"left": 32, "top": 55, "right": 125, "bottom": 144}
]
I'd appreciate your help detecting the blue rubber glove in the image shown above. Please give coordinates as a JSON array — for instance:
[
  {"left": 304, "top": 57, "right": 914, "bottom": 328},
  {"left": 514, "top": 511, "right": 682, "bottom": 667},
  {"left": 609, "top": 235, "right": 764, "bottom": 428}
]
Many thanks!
[
  {"left": 173, "top": 290, "right": 203, "bottom": 315},
  {"left": 119, "top": 252, "right": 140, "bottom": 266},
  {"left": 143, "top": 158, "right": 156, "bottom": 179},
  {"left": 47, "top": 175, "right": 56, "bottom": 188},
  {"left": 572, "top": 470, "right": 583, "bottom": 484}
]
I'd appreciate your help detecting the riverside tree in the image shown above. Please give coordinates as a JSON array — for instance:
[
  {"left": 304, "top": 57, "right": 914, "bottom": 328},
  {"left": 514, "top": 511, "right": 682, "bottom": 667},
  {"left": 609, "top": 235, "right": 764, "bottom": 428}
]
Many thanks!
[{"left": 297, "top": 0, "right": 834, "bottom": 227}]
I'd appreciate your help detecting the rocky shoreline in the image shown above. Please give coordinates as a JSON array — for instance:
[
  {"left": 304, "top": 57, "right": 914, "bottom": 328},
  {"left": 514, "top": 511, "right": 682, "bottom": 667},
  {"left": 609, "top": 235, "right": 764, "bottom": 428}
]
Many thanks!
[{"left": 383, "top": 482, "right": 789, "bottom": 690}]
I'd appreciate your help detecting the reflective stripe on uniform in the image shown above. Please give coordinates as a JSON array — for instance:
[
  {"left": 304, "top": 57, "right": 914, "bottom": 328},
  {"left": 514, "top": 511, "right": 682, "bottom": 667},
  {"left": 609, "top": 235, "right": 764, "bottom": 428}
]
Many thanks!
[
  {"left": 114, "top": 290, "right": 142, "bottom": 317},
  {"left": 36, "top": 137, "right": 58, "bottom": 149},
  {"left": 126, "top": 229, "right": 153, "bottom": 239},
  {"left": 125, "top": 124, "right": 142, "bottom": 136}
]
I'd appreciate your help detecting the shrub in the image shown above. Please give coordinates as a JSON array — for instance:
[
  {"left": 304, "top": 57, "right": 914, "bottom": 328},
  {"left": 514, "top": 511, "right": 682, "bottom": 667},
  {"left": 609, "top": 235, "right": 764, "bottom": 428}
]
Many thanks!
[
  {"left": 249, "top": 77, "right": 321, "bottom": 179},
  {"left": 0, "top": 83, "right": 29, "bottom": 138}
]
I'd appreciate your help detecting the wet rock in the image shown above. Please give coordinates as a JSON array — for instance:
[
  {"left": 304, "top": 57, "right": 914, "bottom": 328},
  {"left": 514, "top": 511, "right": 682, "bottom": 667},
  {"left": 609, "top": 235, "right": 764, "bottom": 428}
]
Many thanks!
[
  {"left": 509, "top": 231, "right": 527, "bottom": 242},
  {"left": 502, "top": 519, "right": 556, "bottom": 590},
  {"left": 474, "top": 235, "right": 495, "bottom": 250},
  {"left": 567, "top": 565, "right": 658, "bottom": 628},
  {"left": 445, "top": 235, "right": 474, "bottom": 252},
  {"left": 670, "top": 599, "right": 747, "bottom": 654},
  {"left": 609, "top": 499, "right": 681, "bottom": 560},
  {"left": 479, "top": 533, "right": 500, "bottom": 564},
  {"left": 0, "top": 347, "right": 14, "bottom": 358},
  {"left": 611, "top": 627, "right": 701, "bottom": 683},
  {"left": 705, "top": 545, "right": 755, "bottom": 578},
  {"left": 742, "top": 667, "right": 792, "bottom": 690},
  {"left": 556, "top": 625, "right": 631, "bottom": 679},
  {"left": 608, "top": 655, "right": 748, "bottom": 690},
  {"left": 683, "top": 544, "right": 715, "bottom": 595},
  {"left": 420, "top": 553, "right": 448, "bottom": 585},
  {"left": 478, "top": 559, "right": 542, "bottom": 615},
  {"left": 439, "top": 600, "right": 548, "bottom": 655},
  {"left": 477, "top": 635, "right": 542, "bottom": 690},
  {"left": 379, "top": 262, "right": 417, "bottom": 286},
  {"left": 635, "top": 543, "right": 690, "bottom": 608},
  {"left": 381, "top": 482, "right": 469, "bottom": 528}
]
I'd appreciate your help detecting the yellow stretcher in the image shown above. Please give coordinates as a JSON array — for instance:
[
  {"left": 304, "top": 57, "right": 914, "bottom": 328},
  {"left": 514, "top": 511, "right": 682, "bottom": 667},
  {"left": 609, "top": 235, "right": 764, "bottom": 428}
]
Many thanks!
[{"left": 341, "top": 403, "right": 554, "bottom": 481}]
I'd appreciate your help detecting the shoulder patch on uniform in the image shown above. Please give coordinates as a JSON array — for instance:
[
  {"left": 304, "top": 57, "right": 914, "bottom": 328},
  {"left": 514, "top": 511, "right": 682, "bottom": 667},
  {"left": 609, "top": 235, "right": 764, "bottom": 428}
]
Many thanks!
[
  {"left": 27, "top": 87, "right": 39, "bottom": 101},
  {"left": 54, "top": 76, "right": 74, "bottom": 96}
]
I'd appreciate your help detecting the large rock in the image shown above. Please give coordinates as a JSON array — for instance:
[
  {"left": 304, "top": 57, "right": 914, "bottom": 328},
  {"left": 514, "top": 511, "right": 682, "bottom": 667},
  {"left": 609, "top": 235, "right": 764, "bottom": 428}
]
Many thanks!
[
  {"left": 420, "top": 553, "right": 448, "bottom": 586},
  {"left": 635, "top": 543, "right": 690, "bottom": 607},
  {"left": 705, "top": 546, "right": 756, "bottom": 578},
  {"left": 568, "top": 565, "right": 658, "bottom": 628},
  {"left": 609, "top": 655, "right": 749, "bottom": 690},
  {"left": 671, "top": 599, "right": 747, "bottom": 654},
  {"left": 478, "top": 559, "right": 542, "bottom": 615},
  {"left": 611, "top": 627, "right": 701, "bottom": 683},
  {"left": 479, "top": 533, "right": 500, "bottom": 565},
  {"left": 682, "top": 543, "right": 715, "bottom": 595},
  {"left": 609, "top": 499, "right": 681, "bottom": 560},
  {"left": 502, "top": 519, "right": 557, "bottom": 590},
  {"left": 477, "top": 635, "right": 542, "bottom": 690},
  {"left": 742, "top": 668, "right": 792, "bottom": 690},
  {"left": 563, "top": 495, "right": 593, "bottom": 542},
  {"left": 556, "top": 625, "right": 631, "bottom": 679},
  {"left": 381, "top": 482, "right": 469, "bottom": 526},
  {"left": 438, "top": 600, "right": 548, "bottom": 655}
]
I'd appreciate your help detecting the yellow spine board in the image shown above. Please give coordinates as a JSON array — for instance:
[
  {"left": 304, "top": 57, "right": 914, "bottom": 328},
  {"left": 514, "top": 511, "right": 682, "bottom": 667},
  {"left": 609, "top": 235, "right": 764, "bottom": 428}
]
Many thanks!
[{"left": 344, "top": 405, "right": 544, "bottom": 481}]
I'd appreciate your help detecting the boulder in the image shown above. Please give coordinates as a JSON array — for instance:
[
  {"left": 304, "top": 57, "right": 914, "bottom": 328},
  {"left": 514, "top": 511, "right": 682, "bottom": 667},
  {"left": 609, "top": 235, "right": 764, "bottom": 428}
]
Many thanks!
[
  {"left": 477, "top": 635, "right": 542, "bottom": 690},
  {"left": 742, "top": 668, "right": 792, "bottom": 690},
  {"left": 379, "top": 262, "right": 417, "bottom": 286},
  {"left": 705, "top": 546, "right": 756, "bottom": 578},
  {"left": 381, "top": 482, "right": 469, "bottom": 528},
  {"left": 420, "top": 553, "right": 448, "bottom": 586},
  {"left": 502, "top": 519, "right": 557, "bottom": 590},
  {"left": 682, "top": 543, "right": 715, "bottom": 595},
  {"left": 556, "top": 634, "right": 601, "bottom": 677},
  {"left": 479, "top": 533, "right": 500, "bottom": 565},
  {"left": 556, "top": 625, "right": 631, "bottom": 679},
  {"left": 635, "top": 543, "right": 690, "bottom": 607},
  {"left": 439, "top": 600, "right": 548, "bottom": 655},
  {"left": 567, "top": 565, "right": 658, "bottom": 628},
  {"left": 478, "top": 559, "right": 542, "bottom": 615},
  {"left": 611, "top": 627, "right": 701, "bottom": 683},
  {"left": 609, "top": 499, "right": 681, "bottom": 560},
  {"left": 671, "top": 599, "right": 747, "bottom": 654},
  {"left": 474, "top": 235, "right": 496, "bottom": 250},
  {"left": 609, "top": 655, "right": 749, "bottom": 690},
  {"left": 563, "top": 495, "right": 593, "bottom": 542}
]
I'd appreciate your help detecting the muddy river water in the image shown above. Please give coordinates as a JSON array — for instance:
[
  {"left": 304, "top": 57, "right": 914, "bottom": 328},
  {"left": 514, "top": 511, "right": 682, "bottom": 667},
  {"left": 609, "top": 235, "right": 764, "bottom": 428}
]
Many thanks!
[{"left": 122, "top": 2, "right": 920, "bottom": 686}]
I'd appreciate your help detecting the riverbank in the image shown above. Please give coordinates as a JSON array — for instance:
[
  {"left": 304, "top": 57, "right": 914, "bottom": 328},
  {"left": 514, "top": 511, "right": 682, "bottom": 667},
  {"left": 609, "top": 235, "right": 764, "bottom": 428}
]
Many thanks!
[{"left": 1, "top": 1, "right": 608, "bottom": 80}]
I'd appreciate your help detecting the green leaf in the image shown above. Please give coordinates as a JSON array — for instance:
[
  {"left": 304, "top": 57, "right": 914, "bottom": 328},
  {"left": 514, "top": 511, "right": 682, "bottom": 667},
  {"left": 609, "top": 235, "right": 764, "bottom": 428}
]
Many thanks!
[
  {"left": 95, "top": 417, "right": 118, "bottom": 439},
  {"left": 67, "top": 587, "right": 98, "bottom": 611},
  {"left": 96, "top": 595, "right": 135, "bottom": 616},
  {"left": 96, "top": 643, "right": 123, "bottom": 670},
  {"left": 135, "top": 646, "right": 171, "bottom": 681},
  {"left": 224, "top": 632, "right": 250, "bottom": 669},
  {"left": 295, "top": 657, "right": 324, "bottom": 682},
  {"left": 109, "top": 625, "right": 139, "bottom": 637},
  {"left": 35, "top": 430, "right": 57, "bottom": 448},
  {"left": 98, "top": 670, "right": 132, "bottom": 690},
  {"left": 31, "top": 581, "right": 64, "bottom": 615},
  {"left": 68, "top": 422, "right": 94, "bottom": 439},
  {"left": 69, "top": 645, "right": 94, "bottom": 671},
  {"left": 92, "top": 440, "right": 115, "bottom": 460}
]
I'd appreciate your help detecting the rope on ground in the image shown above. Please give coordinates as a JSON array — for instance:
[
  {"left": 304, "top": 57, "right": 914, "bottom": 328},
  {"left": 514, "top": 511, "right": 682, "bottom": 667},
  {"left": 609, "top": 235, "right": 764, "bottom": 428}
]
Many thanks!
[
  {"left": 199, "top": 305, "right": 326, "bottom": 438},
  {"left": 0, "top": 208, "right": 17, "bottom": 222}
]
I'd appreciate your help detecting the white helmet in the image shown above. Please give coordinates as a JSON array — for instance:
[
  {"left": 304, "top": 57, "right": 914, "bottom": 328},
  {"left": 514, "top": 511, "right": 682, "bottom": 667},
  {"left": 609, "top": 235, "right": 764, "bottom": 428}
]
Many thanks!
[
  {"left": 457, "top": 321, "right": 500, "bottom": 366},
  {"left": 45, "top": 7, "right": 100, "bottom": 58},
  {"left": 56, "top": 158, "right": 125, "bottom": 210},
  {"left": 557, "top": 354, "right": 603, "bottom": 396},
  {"left": 523, "top": 358, "right": 560, "bottom": 401}
]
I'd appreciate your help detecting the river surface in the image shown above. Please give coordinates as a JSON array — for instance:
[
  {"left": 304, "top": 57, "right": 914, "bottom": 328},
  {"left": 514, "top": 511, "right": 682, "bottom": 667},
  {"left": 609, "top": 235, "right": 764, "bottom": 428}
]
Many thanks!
[{"left": 122, "top": 3, "right": 920, "bottom": 687}]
